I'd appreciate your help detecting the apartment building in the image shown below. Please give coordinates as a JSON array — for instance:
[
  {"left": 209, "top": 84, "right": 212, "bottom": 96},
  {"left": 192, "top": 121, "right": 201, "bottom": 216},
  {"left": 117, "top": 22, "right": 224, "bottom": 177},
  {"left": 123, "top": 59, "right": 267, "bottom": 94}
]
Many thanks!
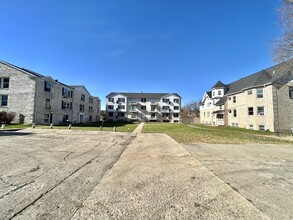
[
  {"left": 200, "top": 59, "right": 293, "bottom": 132},
  {"left": 106, "top": 92, "right": 181, "bottom": 123},
  {"left": 0, "top": 60, "right": 101, "bottom": 125}
]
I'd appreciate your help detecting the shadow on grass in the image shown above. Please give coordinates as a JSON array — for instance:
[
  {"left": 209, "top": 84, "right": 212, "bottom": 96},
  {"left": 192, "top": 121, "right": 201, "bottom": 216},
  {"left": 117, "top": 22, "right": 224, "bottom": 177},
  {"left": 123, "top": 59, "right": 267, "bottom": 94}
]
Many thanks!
[{"left": 74, "top": 121, "right": 137, "bottom": 128}]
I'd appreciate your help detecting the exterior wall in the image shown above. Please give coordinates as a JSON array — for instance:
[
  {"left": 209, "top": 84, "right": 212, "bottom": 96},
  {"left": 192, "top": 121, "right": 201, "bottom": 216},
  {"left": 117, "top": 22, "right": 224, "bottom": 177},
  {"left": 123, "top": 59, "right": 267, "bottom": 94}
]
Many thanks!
[
  {"left": 227, "top": 86, "right": 275, "bottom": 131},
  {"left": 106, "top": 93, "right": 181, "bottom": 123},
  {"left": 106, "top": 94, "right": 127, "bottom": 121},
  {"left": 72, "top": 87, "right": 100, "bottom": 124},
  {"left": 0, "top": 62, "right": 100, "bottom": 125},
  {"left": 0, "top": 63, "right": 36, "bottom": 124},
  {"left": 274, "top": 81, "right": 293, "bottom": 132}
]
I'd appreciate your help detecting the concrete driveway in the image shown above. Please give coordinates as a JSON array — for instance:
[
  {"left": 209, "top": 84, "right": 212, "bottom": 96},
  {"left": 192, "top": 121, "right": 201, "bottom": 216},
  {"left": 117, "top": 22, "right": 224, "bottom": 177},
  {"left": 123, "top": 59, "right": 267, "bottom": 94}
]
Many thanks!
[
  {"left": 182, "top": 143, "right": 293, "bottom": 220},
  {"left": 0, "top": 127, "right": 290, "bottom": 219}
]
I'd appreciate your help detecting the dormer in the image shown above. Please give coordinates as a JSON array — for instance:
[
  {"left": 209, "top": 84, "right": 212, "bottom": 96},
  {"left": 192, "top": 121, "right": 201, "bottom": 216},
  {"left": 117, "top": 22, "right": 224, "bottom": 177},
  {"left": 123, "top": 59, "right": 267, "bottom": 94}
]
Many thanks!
[{"left": 211, "top": 81, "right": 225, "bottom": 98}]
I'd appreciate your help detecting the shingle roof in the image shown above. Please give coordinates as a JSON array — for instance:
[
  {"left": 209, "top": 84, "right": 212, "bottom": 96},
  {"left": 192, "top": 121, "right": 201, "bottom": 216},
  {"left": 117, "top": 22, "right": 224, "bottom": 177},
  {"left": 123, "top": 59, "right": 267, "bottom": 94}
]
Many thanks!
[
  {"left": 106, "top": 92, "right": 181, "bottom": 98},
  {"left": 215, "top": 96, "right": 227, "bottom": 106},
  {"left": 211, "top": 81, "right": 225, "bottom": 89},
  {"left": 226, "top": 59, "right": 293, "bottom": 95}
]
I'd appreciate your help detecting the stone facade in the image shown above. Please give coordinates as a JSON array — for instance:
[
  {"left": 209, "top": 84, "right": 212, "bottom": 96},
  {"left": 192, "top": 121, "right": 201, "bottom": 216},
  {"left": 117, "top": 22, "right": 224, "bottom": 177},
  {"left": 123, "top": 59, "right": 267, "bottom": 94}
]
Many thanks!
[
  {"left": 0, "top": 60, "right": 101, "bottom": 125},
  {"left": 106, "top": 92, "right": 181, "bottom": 123}
]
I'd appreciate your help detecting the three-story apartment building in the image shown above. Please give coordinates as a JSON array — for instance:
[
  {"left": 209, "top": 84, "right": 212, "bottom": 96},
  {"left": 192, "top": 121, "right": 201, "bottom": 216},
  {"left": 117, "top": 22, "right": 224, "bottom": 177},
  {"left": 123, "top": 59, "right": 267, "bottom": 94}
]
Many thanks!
[
  {"left": 0, "top": 60, "right": 101, "bottom": 125},
  {"left": 200, "top": 59, "right": 293, "bottom": 132},
  {"left": 106, "top": 92, "right": 181, "bottom": 123}
]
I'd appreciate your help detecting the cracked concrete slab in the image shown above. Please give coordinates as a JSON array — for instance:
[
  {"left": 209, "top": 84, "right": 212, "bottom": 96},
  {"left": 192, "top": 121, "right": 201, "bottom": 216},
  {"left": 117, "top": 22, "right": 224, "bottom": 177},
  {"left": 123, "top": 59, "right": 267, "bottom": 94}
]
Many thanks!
[
  {"left": 72, "top": 133, "right": 269, "bottom": 220},
  {"left": 0, "top": 129, "right": 132, "bottom": 220},
  {"left": 182, "top": 143, "right": 293, "bottom": 220}
]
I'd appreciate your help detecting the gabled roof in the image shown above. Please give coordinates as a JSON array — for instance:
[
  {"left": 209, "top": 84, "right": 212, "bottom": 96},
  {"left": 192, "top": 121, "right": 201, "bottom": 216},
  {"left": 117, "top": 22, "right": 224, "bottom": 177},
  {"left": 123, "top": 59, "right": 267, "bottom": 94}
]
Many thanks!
[
  {"left": 225, "top": 59, "right": 293, "bottom": 95},
  {"left": 215, "top": 96, "right": 227, "bottom": 106},
  {"left": 211, "top": 81, "right": 225, "bottom": 89},
  {"left": 206, "top": 91, "right": 212, "bottom": 98},
  {"left": 106, "top": 92, "right": 181, "bottom": 99},
  {"left": 70, "top": 85, "right": 91, "bottom": 95}
]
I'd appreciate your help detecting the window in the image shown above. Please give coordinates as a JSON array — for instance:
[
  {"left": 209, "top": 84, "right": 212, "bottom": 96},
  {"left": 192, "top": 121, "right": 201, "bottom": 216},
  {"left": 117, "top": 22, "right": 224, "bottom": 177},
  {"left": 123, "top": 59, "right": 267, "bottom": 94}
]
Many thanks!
[
  {"left": 259, "top": 125, "right": 265, "bottom": 131},
  {"left": 151, "top": 105, "right": 156, "bottom": 111},
  {"left": 151, "top": 113, "right": 156, "bottom": 118},
  {"left": 248, "top": 107, "right": 254, "bottom": 115},
  {"left": 45, "top": 99, "right": 51, "bottom": 109},
  {"left": 218, "top": 90, "right": 222, "bottom": 96},
  {"left": 130, "top": 105, "right": 137, "bottom": 111},
  {"left": 131, "top": 113, "right": 136, "bottom": 119},
  {"left": 219, "top": 105, "right": 222, "bottom": 110},
  {"left": 256, "top": 88, "right": 264, "bottom": 98},
  {"left": 247, "top": 90, "right": 253, "bottom": 95},
  {"left": 44, "top": 81, "right": 52, "bottom": 92},
  {"left": 162, "top": 106, "right": 170, "bottom": 110},
  {"left": 108, "top": 112, "right": 113, "bottom": 117},
  {"left": 44, "top": 114, "right": 49, "bottom": 123},
  {"left": 62, "top": 101, "right": 72, "bottom": 110},
  {"left": 162, "top": 98, "right": 170, "bottom": 103},
  {"left": 62, "top": 88, "right": 72, "bottom": 98},
  {"left": 233, "top": 96, "right": 236, "bottom": 103},
  {"left": 233, "top": 109, "right": 237, "bottom": 117},
  {"left": 173, "top": 113, "right": 179, "bottom": 118},
  {"left": 141, "top": 98, "right": 146, "bottom": 102},
  {"left": 204, "top": 112, "right": 206, "bottom": 117},
  {"left": 174, "top": 98, "right": 179, "bottom": 103},
  {"left": 257, "top": 106, "right": 265, "bottom": 116},
  {"left": 289, "top": 86, "right": 293, "bottom": 99},
  {"left": 81, "top": 94, "right": 85, "bottom": 101},
  {"left": 130, "top": 98, "right": 137, "bottom": 103},
  {"left": 0, "top": 95, "right": 8, "bottom": 106},
  {"left": 141, "top": 105, "right": 146, "bottom": 110},
  {"left": 162, "top": 113, "right": 170, "bottom": 117},
  {"left": 118, "top": 105, "right": 125, "bottom": 110},
  {"left": 89, "top": 97, "right": 93, "bottom": 103},
  {"left": 248, "top": 124, "right": 254, "bottom": 130},
  {"left": 0, "top": 78, "right": 9, "bottom": 89},
  {"left": 212, "top": 91, "right": 215, "bottom": 96},
  {"left": 89, "top": 106, "right": 94, "bottom": 112},
  {"left": 207, "top": 112, "right": 210, "bottom": 117},
  {"left": 89, "top": 115, "right": 92, "bottom": 122},
  {"left": 174, "top": 106, "right": 179, "bottom": 110},
  {"left": 118, "top": 112, "right": 125, "bottom": 117},
  {"left": 108, "top": 105, "right": 114, "bottom": 109},
  {"left": 79, "top": 104, "right": 84, "bottom": 112},
  {"left": 118, "top": 98, "right": 125, "bottom": 103},
  {"left": 108, "top": 97, "right": 114, "bottom": 102}
]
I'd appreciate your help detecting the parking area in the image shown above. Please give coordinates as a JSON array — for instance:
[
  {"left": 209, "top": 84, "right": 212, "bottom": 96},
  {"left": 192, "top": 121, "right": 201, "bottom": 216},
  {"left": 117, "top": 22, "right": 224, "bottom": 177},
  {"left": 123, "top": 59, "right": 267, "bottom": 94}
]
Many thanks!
[
  {"left": 0, "top": 128, "right": 292, "bottom": 219},
  {"left": 182, "top": 143, "right": 293, "bottom": 220},
  {"left": 0, "top": 128, "right": 133, "bottom": 219}
]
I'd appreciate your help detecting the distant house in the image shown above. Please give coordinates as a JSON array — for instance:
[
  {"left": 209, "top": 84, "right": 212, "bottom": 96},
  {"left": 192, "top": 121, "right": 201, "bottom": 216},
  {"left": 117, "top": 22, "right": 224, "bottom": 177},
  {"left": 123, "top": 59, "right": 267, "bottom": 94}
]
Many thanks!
[
  {"left": 0, "top": 60, "right": 101, "bottom": 125},
  {"left": 106, "top": 92, "right": 181, "bottom": 123},
  {"left": 200, "top": 60, "right": 293, "bottom": 132}
]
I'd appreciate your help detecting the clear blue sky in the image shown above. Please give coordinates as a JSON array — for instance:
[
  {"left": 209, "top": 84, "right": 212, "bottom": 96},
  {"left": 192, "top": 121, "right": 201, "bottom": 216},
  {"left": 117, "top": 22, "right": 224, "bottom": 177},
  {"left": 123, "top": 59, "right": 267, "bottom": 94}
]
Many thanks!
[{"left": 0, "top": 0, "right": 281, "bottom": 109}]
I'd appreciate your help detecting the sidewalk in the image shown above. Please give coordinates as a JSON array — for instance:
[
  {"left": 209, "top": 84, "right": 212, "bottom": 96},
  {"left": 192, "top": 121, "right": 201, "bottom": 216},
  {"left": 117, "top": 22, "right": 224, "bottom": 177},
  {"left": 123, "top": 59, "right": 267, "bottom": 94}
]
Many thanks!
[{"left": 72, "top": 133, "right": 270, "bottom": 220}]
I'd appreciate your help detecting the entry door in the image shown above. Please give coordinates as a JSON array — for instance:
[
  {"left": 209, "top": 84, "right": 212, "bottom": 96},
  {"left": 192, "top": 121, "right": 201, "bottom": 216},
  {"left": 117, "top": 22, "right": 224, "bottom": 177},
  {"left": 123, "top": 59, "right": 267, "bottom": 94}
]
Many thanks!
[
  {"left": 80, "top": 115, "right": 84, "bottom": 123},
  {"left": 49, "top": 113, "right": 53, "bottom": 124}
]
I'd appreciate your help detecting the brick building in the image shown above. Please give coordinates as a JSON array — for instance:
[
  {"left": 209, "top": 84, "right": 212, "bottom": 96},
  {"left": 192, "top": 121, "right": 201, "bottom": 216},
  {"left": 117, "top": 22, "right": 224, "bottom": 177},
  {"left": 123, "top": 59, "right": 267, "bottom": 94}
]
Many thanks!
[{"left": 0, "top": 60, "right": 101, "bottom": 125}]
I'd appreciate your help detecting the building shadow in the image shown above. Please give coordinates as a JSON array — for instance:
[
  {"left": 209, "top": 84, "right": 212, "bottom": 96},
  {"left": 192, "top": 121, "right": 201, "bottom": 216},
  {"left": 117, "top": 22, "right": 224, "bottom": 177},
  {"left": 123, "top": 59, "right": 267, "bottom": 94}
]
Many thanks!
[{"left": 0, "top": 130, "right": 33, "bottom": 136}]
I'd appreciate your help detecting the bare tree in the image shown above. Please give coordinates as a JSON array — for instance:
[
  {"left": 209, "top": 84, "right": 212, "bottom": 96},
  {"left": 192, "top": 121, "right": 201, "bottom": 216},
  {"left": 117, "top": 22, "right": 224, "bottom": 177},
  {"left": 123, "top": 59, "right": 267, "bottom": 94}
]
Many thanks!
[
  {"left": 273, "top": 0, "right": 293, "bottom": 62},
  {"left": 181, "top": 100, "right": 200, "bottom": 118}
]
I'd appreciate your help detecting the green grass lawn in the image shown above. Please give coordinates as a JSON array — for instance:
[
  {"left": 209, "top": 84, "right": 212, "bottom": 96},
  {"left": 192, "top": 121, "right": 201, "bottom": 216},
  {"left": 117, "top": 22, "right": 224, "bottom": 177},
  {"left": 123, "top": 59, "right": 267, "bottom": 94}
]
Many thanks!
[
  {"left": 2, "top": 122, "right": 138, "bottom": 133},
  {"left": 143, "top": 123, "right": 293, "bottom": 144}
]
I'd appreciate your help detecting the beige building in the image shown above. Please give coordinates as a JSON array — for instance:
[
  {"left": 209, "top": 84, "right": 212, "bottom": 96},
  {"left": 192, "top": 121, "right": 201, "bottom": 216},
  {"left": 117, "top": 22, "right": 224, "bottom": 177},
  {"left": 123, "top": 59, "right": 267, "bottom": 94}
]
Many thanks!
[
  {"left": 0, "top": 60, "right": 101, "bottom": 125},
  {"left": 106, "top": 92, "right": 181, "bottom": 123},
  {"left": 200, "top": 60, "right": 293, "bottom": 132}
]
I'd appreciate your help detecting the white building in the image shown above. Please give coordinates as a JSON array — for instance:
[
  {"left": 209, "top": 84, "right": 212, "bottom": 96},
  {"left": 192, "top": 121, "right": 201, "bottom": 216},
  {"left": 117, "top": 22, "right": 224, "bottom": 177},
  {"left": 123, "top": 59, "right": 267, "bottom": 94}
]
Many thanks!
[{"left": 106, "top": 92, "right": 181, "bottom": 123}]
